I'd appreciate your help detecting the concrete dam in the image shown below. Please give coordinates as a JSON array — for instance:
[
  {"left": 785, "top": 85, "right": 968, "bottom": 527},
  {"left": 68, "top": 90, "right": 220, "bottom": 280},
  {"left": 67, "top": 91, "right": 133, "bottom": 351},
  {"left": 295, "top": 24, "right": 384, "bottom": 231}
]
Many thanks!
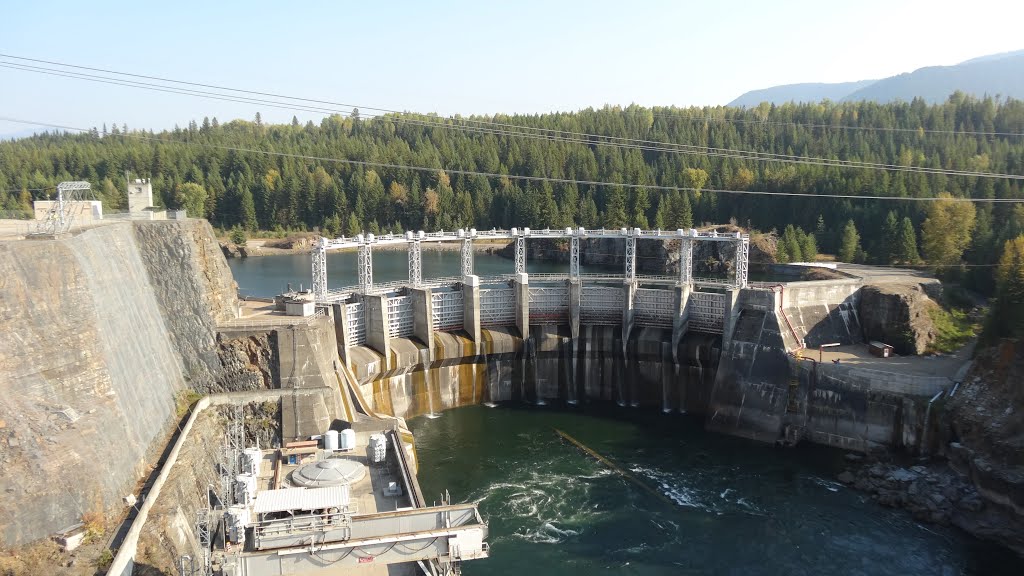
[
  {"left": 0, "top": 221, "right": 957, "bottom": 575},
  {"left": 317, "top": 227, "right": 943, "bottom": 453}
]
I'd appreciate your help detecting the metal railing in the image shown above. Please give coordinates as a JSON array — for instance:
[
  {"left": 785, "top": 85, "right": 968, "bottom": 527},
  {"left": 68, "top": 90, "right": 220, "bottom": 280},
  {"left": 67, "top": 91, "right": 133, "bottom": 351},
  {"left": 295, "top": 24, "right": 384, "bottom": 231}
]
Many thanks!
[
  {"left": 218, "top": 308, "right": 326, "bottom": 332},
  {"left": 319, "top": 273, "right": 744, "bottom": 304}
]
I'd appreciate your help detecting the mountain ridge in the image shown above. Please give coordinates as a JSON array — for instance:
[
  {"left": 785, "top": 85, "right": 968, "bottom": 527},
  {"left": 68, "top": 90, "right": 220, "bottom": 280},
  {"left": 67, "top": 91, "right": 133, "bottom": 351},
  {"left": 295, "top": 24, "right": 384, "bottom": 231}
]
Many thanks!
[{"left": 730, "top": 49, "right": 1024, "bottom": 107}]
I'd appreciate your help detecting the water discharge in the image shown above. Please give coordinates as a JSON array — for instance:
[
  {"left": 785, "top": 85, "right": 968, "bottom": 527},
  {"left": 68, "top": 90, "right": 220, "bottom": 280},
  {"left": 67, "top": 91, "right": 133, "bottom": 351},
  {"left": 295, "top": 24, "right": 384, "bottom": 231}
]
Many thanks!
[{"left": 411, "top": 406, "right": 1024, "bottom": 576}]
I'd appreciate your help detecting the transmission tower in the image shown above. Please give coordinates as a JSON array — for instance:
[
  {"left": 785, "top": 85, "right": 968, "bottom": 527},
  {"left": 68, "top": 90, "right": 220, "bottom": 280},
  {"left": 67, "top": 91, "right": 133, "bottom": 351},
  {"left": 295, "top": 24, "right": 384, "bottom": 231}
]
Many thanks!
[
  {"left": 31, "top": 181, "right": 94, "bottom": 235},
  {"left": 220, "top": 405, "right": 245, "bottom": 505}
]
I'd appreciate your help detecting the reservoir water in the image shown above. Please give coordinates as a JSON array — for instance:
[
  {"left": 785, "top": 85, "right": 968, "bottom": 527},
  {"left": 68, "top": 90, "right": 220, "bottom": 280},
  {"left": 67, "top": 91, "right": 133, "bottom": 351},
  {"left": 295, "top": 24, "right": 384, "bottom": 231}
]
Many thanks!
[
  {"left": 228, "top": 253, "right": 1024, "bottom": 575},
  {"left": 228, "top": 250, "right": 593, "bottom": 297}
]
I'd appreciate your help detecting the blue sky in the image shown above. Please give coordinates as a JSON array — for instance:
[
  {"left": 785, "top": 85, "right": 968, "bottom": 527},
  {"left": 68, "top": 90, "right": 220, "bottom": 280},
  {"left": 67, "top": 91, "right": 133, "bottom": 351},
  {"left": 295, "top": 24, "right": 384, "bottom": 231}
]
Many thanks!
[{"left": 1, "top": 0, "right": 1022, "bottom": 136}]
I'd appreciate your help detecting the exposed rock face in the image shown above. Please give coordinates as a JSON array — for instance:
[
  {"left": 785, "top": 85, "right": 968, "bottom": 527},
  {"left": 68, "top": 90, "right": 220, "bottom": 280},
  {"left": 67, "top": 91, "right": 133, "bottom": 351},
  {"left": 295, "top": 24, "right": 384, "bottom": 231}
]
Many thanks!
[
  {"left": 0, "top": 225, "right": 184, "bottom": 548},
  {"left": 134, "top": 220, "right": 239, "bottom": 393},
  {"left": 840, "top": 459, "right": 1024, "bottom": 556},
  {"left": 944, "top": 340, "right": 1024, "bottom": 554},
  {"left": 220, "top": 241, "right": 242, "bottom": 258},
  {"left": 216, "top": 333, "right": 279, "bottom": 392},
  {"left": 858, "top": 283, "right": 937, "bottom": 355},
  {"left": 133, "top": 410, "right": 224, "bottom": 574},
  {"left": 238, "top": 244, "right": 264, "bottom": 257},
  {"left": 0, "top": 220, "right": 238, "bottom": 548}
]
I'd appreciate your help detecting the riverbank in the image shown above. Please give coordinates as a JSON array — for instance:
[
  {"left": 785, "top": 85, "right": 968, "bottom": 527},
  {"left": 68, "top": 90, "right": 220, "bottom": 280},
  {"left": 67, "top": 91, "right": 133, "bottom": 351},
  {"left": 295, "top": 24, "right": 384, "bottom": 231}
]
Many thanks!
[{"left": 838, "top": 455, "right": 1024, "bottom": 557}]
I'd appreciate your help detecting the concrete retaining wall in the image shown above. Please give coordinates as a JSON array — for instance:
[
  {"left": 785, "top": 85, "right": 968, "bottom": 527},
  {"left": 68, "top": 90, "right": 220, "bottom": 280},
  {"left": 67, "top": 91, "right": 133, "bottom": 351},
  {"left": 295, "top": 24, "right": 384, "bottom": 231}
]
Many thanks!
[{"left": 779, "top": 280, "right": 862, "bottom": 349}]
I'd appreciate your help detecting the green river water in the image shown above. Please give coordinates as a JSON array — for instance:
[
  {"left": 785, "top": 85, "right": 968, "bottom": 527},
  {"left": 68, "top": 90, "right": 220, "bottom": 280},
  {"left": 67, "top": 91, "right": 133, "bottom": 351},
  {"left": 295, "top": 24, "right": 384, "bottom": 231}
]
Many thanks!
[{"left": 411, "top": 406, "right": 1021, "bottom": 576}]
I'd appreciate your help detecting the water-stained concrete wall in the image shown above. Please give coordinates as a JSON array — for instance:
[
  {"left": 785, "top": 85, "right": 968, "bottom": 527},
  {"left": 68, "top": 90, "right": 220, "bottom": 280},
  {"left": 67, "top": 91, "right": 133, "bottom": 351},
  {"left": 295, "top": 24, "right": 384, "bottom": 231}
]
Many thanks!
[{"left": 347, "top": 324, "right": 723, "bottom": 421}]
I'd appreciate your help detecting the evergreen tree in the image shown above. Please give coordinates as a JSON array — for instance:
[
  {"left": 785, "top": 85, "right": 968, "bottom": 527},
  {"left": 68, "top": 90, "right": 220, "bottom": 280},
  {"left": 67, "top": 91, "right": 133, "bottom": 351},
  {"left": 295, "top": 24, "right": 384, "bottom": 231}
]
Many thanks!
[
  {"left": 671, "top": 191, "right": 693, "bottom": 229},
  {"left": 814, "top": 215, "right": 827, "bottom": 252},
  {"left": 630, "top": 186, "right": 650, "bottom": 229},
  {"left": 776, "top": 238, "right": 791, "bottom": 263},
  {"left": 882, "top": 211, "right": 899, "bottom": 264},
  {"left": 781, "top": 225, "right": 803, "bottom": 262},
  {"left": 838, "top": 220, "right": 861, "bottom": 263},
  {"left": 346, "top": 213, "right": 361, "bottom": 236},
  {"left": 653, "top": 196, "right": 669, "bottom": 230},
  {"left": 604, "top": 185, "right": 627, "bottom": 229},
  {"left": 239, "top": 183, "right": 257, "bottom": 231},
  {"left": 799, "top": 230, "right": 817, "bottom": 262},
  {"left": 896, "top": 217, "right": 920, "bottom": 264},
  {"left": 579, "top": 195, "right": 599, "bottom": 228}
]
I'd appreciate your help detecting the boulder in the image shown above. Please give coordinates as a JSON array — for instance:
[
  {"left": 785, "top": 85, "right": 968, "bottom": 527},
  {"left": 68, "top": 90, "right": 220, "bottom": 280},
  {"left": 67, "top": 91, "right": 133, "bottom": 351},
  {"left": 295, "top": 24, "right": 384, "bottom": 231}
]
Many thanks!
[
  {"left": 220, "top": 241, "right": 241, "bottom": 258},
  {"left": 858, "top": 283, "right": 937, "bottom": 355}
]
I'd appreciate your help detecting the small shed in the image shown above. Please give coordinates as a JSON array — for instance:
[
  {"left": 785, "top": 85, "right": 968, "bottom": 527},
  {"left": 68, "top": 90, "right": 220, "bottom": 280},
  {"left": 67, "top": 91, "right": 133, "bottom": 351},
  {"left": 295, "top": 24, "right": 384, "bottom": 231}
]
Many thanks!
[
  {"left": 284, "top": 299, "right": 315, "bottom": 317},
  {"left": 868, "top": 341, "right": 894, "bottom": 358}
]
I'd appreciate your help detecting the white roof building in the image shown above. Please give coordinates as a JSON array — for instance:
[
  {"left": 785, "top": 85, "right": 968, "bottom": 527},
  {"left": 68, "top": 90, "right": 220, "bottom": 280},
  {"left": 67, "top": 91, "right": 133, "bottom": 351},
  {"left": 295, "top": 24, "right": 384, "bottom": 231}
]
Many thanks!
[{"left": 252, "top": 485, "right": 351, "bottom": 515}]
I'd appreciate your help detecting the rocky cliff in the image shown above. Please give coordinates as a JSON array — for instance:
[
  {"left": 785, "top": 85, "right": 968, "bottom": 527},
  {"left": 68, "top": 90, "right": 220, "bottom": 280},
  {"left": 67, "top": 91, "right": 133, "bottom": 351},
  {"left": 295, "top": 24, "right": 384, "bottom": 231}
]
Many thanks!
[
  {"left": 0, "top": 220, "right": 239, "bottom": 548},
  {"left": 859, "top": 284, "right": 938, "bottom": 355},
  {"left": 946, "top": 339, "right": 1024, "bottom": 553},
  {"left": 134, "top": 221, "right": 238, "bottom": 393}
]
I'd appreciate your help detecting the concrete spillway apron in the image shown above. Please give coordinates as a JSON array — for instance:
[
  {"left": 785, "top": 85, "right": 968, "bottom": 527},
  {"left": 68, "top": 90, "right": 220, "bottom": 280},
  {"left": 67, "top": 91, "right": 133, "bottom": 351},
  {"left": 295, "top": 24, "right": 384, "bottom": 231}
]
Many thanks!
[{"left": 553, "top": 429, "right": 676, "bottom": 508}]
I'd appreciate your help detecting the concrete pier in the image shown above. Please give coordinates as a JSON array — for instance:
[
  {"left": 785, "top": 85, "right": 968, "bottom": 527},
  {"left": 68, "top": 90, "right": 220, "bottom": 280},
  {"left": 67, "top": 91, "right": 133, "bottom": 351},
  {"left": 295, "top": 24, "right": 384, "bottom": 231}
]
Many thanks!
[
  {"left": 410, "top": 286, "right": 434, "bottom": 359},
  {"left": 671, "top": 283, "right": 691, "bottom": 364},
  {"left": 514, "top": 272, "right": 529, "bottom": 338},
  {"left": 364, "top": 294, "right": 391, "bottom": 369},
  {"left": 463, "top": 274, "right": 482, "bottom": 345}
]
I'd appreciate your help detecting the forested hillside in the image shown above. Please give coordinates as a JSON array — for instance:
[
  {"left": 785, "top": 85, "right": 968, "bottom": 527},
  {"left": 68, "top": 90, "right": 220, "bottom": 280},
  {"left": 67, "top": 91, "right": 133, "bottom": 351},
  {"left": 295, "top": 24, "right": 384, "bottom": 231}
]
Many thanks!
[{"left": 2, "top": 94, "right": 1024, "bottom": 296}]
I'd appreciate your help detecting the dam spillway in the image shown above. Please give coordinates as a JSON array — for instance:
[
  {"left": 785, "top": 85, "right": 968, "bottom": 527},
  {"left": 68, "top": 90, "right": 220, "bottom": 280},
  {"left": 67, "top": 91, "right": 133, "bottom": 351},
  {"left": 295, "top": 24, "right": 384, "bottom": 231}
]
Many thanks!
[{"left": 301, "top": 227, "right": 952, "bottom": 455}]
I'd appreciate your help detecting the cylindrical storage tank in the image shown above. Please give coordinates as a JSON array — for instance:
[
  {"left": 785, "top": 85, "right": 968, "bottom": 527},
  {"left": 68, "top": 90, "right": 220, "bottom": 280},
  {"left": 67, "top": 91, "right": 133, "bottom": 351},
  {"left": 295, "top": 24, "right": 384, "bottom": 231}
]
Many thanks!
[
  {"left": 243, "top": 448, "right": 262, "bottom": 476},
  {"left": 325, "top": 430, "right": 340, "bottom": 451},
  {"left": 340, "top": 429, "right": 356, "bottom": 451}
]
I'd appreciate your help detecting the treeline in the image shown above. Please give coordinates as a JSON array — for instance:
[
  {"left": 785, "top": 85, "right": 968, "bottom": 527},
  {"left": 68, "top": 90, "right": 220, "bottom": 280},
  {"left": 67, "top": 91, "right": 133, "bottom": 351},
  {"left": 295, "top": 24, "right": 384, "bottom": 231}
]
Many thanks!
[{"left": 2, "top": 94, "right": 1024, "bottom": 299}]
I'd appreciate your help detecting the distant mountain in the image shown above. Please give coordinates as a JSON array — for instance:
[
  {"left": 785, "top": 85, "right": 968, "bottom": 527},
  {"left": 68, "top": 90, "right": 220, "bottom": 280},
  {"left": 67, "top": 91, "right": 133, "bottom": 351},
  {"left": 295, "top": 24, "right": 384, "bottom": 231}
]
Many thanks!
[
  {"left": 844, "top": 51, "right": 1024, "bottom": 104},
  {"left": 729, "top": 49, "right": 1024, "bottom": 107},
  {"left": 729, "top": 80, "right": 876, "bottom": 108}
]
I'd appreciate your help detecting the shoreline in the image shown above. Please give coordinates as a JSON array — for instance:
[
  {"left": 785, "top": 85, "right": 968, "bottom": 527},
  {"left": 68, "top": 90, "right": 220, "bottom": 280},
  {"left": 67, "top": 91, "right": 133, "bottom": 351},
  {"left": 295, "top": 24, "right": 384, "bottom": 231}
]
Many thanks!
[{"left": 837, "top": 453, "right": 1024, "bottom": 557}]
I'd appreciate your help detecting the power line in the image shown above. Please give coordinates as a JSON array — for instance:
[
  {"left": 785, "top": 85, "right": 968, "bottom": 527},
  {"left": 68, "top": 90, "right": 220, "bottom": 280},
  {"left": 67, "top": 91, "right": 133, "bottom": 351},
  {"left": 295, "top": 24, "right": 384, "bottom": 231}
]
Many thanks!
[
  {"left": 3, "top": 115, "right": 1023, "bottom": 205},
  {"left": 4, "top": 51, "right": 1022, "bottom": 139},
  {"left": 2, "top": 55, "right": 1023, "bottom": 180}
]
